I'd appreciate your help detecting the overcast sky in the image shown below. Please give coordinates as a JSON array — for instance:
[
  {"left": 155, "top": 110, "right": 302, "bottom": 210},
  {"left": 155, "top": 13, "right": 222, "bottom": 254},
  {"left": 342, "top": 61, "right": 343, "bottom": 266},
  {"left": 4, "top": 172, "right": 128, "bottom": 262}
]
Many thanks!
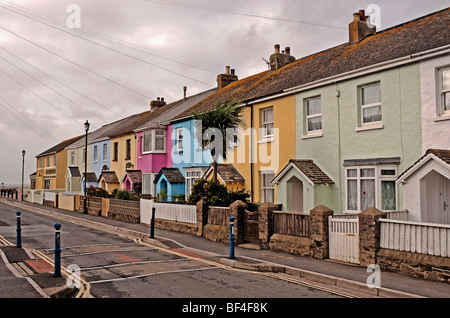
[{"left": 0, "top": 0, "right": 448, "bottom": 186}]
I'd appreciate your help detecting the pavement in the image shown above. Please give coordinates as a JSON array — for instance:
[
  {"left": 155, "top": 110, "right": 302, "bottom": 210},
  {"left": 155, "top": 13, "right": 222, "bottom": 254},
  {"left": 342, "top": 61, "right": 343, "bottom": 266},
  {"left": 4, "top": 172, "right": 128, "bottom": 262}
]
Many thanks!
[{"left": 0, "top": 197, "right": 449, "bottom": 299}]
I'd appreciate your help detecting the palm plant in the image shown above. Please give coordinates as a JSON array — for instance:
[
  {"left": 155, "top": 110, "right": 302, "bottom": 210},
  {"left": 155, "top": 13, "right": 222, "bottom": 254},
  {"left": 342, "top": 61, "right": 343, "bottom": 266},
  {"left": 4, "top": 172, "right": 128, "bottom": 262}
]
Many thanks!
[{"left": 193, "top": 99, "right": 246, "bottom": 181}]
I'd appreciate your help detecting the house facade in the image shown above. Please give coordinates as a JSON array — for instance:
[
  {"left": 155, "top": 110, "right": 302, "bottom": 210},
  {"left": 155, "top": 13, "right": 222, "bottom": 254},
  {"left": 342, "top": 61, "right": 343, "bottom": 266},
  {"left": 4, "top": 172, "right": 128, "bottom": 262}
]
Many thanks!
[{"left": 35, "top": 135, "right": 84, "bottom": 190}]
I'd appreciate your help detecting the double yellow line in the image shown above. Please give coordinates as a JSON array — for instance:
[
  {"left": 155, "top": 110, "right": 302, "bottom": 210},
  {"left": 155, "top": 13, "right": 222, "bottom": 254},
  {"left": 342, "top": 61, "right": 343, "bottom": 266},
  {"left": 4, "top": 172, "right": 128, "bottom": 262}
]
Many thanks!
[
  {"left": 30, "top": 249, "right": 91, "bottom": 298},
  {"left": 0, "top": 234, "right": 14, "bottom": 246},
  {"left": 0, "top": 235, "right": 90, "bottom": 298},
  {"left": 134, "top": 239, "right": 360, "bottom": 299}
]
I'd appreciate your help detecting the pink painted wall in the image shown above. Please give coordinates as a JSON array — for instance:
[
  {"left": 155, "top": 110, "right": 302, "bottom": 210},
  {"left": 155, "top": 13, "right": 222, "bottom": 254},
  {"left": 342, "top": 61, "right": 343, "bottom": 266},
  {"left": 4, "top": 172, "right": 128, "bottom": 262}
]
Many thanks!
[{"left": 136, "top": 126, "right": 173, "bottom": 173}]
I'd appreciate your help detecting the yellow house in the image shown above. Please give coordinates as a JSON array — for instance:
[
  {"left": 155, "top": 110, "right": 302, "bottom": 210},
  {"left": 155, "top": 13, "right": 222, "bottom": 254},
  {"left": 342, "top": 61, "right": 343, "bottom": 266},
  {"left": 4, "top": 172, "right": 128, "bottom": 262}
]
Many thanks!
[
  {"left": 229, "top": 95, "right": 296, "bottom": 203},
  {"left": 203, "top": 163, "right": 246, "bottom": 191},
  {"left": 35, "top": 135, "right": 84, "bottom": 190}
]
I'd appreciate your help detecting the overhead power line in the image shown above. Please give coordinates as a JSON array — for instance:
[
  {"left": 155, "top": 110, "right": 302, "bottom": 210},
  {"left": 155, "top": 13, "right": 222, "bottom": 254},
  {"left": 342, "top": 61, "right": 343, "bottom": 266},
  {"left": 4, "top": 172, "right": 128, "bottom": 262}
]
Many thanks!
[
  {"left": 0, "top": 47, "right": 124, "bottom": 120},
  {"left": 140, "top": 0, "right": 346, "bottom": 30},
  {"left": 0, "top": 3, "right": 215, "bottom": 87},
  {"left": 0, "top": 24, "right": 151, "bottom": 99},
  {"left": 0, "top": 1, "right": 219, "bottom": 74},
  {"left": 0, "top": 53, "right": 110, "bottom": 124}
]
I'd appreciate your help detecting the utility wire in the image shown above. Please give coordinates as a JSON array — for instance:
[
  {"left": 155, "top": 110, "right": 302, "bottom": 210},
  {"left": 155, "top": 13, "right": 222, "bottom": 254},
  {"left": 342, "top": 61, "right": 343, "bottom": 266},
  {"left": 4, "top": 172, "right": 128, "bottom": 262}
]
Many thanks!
[
  {"left": 0, "top": 47, "right": 124, "bottom": 120},
  {"left": 140, "top": 0, "right": 347, "bottom": 30},
  {"left": 0, "top": 3, "right": 215, "bottom": 87},
  {"left": 0, "top": 54, "right": 110, "bottom": 124},
  {"left": 0, "top": 66, "right": 85, "bottom": 127},
  {"left": 0, "top": 97, "right": 59, "bottom": 143},
  {"left": 0, "top": 1, "right": 219, "bottom": 74},
  {"left": 0, "top": 25, "right": 151, "bottom": 100}
]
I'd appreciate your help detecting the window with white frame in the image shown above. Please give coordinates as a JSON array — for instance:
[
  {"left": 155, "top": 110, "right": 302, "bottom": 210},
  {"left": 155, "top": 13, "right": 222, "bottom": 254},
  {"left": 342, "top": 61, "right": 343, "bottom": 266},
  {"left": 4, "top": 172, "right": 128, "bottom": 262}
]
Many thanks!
[
  {"left": 261, "top": 107, "right": 274, "bottom": 140},
  {"left": 185, "top": 169, "right": 203, "bottom": 196},
  {"left": 102, "top": 144, "right": 107, "bottom": 161},
  {"left": 346, "top": 165, "right": 397, "bottom": 212},
  {"left": 142, "top": 173, "right": 156, "bottom": 196},
  {"left": 142, "top": 130, "right": 166, "bottom": 153},
  {"left": 261, "top": 171, "right": 275, "bottom": 203},
  {"left": 439, "top": 67, "right": 450, "bottom": 116},
  {"left": 93, "top": 145, "right": 98, "bottom": 163},
  {"left": 305, "top": 96, "right": 322, "bottom": 134},
  {"left": 360, "top": 83, "right": 382, "bottom": 125},
  {"left": 176, "top": 128, "right": 183, "bottom": 152}
]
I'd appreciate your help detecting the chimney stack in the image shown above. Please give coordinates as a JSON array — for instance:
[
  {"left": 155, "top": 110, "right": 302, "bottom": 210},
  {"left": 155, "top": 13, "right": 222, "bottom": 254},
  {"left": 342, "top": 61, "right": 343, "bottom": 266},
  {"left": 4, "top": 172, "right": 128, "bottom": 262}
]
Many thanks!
[
  {"left": 150, "top": 97, "right": 166, "bottom": 110},
  {"left": 269, "top": 44, "right": 296, "bottom": 71},
  {"left": 217, "top": 66, "right": 238, "bottom": 90},
  {"left": 183, "top": 86, "right": 187, "bottom": 100},
  {"left": 348, "top": 9, "right": 376, "bottom": 44}
]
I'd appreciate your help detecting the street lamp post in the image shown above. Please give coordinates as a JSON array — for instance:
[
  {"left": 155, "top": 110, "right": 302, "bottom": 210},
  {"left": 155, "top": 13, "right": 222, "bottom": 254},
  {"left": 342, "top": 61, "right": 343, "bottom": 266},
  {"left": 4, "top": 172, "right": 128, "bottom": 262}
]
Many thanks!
[
  {"left": 21, "top": 150, "right": 25, "bottom": 201},
  {"left": 83, "top": 120, "right": 90, "bottom": 214}
]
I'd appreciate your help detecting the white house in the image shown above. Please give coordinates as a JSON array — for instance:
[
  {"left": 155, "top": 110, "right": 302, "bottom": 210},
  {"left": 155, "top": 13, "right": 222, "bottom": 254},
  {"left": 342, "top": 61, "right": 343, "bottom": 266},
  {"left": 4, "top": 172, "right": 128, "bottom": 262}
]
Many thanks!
[{"left": 397, "top": 149, "right": 450, "bottom": 224}]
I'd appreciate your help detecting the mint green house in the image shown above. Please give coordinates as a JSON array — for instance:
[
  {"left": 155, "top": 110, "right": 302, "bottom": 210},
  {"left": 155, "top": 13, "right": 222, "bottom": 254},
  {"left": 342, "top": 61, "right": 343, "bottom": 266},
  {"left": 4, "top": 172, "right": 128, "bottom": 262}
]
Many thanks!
[{"left": 271, "top": 9, "right": 449, "bottom": 214}]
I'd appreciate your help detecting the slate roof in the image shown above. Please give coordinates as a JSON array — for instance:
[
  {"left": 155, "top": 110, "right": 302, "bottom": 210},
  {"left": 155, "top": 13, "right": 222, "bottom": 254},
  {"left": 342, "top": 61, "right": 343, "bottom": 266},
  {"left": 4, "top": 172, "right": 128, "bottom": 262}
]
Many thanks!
[
  {"left": 83, "top": 172, "right": 98, "bottom": 183},
  {"left": 173, "top": 8, "right": 450, "bottom": 120},
  {"left": 98, "top": 171, "right": 119, "bottom": 183},
  {"left": 204, "top": 164, "right": 245, "bottom": 183},
  {"left": 67, "top": 166, "right": 81, "bottom": 178},
  {"left": 273, "top": 159, "right": 334, "bottom": 185},
  {"left": 37, "top": 134, "right": 85, "bottom": 157},
  {"left": 154, "top": 168, "right": 185, "bottom": 184},
  {"left": 123, "top": 170, "right": 142, "bottom": 183},
  {"left": 426, "top": 149, "right": 450, "bottom": 165}
]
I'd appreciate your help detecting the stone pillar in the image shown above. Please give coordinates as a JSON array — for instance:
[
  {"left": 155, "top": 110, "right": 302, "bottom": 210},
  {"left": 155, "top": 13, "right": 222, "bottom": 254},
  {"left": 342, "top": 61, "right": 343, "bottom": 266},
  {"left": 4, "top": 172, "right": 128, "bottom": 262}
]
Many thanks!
[
  {"left": 310, "top": 205, "right": 334, "bottom": 259},
  {"left": 358, "top": 207, "right": 387, "bottom": 267},
  {"left": 196, "top": 199, "right": 208, "bottom": 237},
  {"left": 229, "top": 200, "right": 247, "bottom": 245},
  {"left": 258, "top": 202, "right": 279, "bottom": 249}
]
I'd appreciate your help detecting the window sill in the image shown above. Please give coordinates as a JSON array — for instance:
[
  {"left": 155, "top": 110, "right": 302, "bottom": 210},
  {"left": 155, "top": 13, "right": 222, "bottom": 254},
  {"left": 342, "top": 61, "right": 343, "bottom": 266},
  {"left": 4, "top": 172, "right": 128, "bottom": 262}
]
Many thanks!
[
  {"left": 433, "top": 115, "right": 450, "bottom": 122},
  {"left": 258, "top": 137, "right": 274, "bottom": 144},
  {"left": 355, "top": 122, "right": 384, "bottom": 132},
  {"left": 302, "top": 131, "right": 323, "bottom": 139}
]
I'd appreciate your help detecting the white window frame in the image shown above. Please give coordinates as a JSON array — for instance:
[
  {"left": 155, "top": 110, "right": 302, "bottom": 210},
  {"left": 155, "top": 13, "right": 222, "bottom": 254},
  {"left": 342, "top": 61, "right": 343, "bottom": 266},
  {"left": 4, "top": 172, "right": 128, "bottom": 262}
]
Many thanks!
[
  {"left": 260, "top": 170, "right": 275, "bottom": 203},
  {"left": 260, "top": 107, "right": 274, "bottom": 141},
  {"left": 438, "top": 67, "right": 450, "bottom": 117},
  {"left": 305, "top": 96, "right": 322, "bottom": 135},
  {"left": 93, "top": 145, "right": 98, "bottom": 163},
  {"left": 345, "top": 165, "right": 397, "bottom": 212},
  {"left": 185, "top": 169, "right": 203, "bottom": 197},
  {"left": 360, "top": 82, "right": 382, "bottom": 126},
  {"left": 142, "top": 129, "right": 166, "bottom": 154},
  {"left": 102, "top": 144, "right": 107, "bottom": 162},
  {"left": 142, "top": 173, "right": 156, "bottom": 196},
  {"left": 176, "top": 128, "right": 183, "bottom": 152}
]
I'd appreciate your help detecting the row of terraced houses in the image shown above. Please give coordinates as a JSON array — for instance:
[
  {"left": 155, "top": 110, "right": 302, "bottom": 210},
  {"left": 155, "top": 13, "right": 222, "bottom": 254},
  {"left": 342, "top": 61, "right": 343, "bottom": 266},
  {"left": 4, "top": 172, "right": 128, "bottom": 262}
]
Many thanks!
[{"left": 30, "top": 9, "right": 450, "bottom": 225}]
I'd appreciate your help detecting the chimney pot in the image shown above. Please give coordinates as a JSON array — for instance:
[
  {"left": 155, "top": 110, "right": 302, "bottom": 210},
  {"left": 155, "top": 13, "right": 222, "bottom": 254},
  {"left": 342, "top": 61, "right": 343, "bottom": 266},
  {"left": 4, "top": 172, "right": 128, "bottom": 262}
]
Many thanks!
[
  {"left": 231, "top": 69, "right": 235, "bottom": 75},
  {"left": 274, "top": 44, "right": 280, "bottom": 54},
  {"left": 183, "top": 86, "right": 187, "bottom": 100},
  {"left": 349, "top": 10, "right": 376, "bottom": 44},
  {"left": 225, "top": 66, "right": 230, "bottom": 75},
  {"left": 285, "top": 47, "right": 291, "bottom": 55}
]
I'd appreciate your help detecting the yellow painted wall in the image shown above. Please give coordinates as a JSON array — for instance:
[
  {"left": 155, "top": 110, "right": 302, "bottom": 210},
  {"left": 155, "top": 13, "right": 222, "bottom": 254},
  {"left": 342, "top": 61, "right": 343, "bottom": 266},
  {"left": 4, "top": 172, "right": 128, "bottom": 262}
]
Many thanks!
[
  {"left": 226, "top": 95, "right": 296, "bottom": 203},
  {"left": 109, "top": 133, "right": 137, "bottom": 188}
]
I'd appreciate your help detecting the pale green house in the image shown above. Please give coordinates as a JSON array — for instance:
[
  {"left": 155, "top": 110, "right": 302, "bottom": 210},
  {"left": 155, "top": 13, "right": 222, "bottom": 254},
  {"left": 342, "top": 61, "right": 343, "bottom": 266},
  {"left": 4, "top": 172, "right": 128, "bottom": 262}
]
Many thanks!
[{"left": 271, "top": 9, "right": 449, "bottom": 214}]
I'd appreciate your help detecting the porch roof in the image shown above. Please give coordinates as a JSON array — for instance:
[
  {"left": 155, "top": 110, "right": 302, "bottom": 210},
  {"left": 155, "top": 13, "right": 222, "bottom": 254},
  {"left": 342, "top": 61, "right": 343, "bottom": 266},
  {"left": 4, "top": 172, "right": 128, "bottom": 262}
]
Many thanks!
[
  {"left": 154, "top": 168, "right": 185, "bottom": 184},
  {"left": 397, "top": 149, "right": 450, "bottom": 184},
  {"left": 272, "top": 159, "right": 334, "bottom": 186}
]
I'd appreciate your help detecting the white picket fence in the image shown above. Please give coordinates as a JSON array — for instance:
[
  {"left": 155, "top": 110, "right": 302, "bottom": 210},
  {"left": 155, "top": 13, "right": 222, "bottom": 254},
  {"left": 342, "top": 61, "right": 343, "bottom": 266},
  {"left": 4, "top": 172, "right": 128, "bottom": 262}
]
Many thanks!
[
  {"left": 328, "top": 215, "right": 360, "bottom": 264},
  {"left": 140, "top": 199, "right": 197, "bottom": 224},
  {"left": 380, "top": 219, "right": 450, "bottom": 257}
]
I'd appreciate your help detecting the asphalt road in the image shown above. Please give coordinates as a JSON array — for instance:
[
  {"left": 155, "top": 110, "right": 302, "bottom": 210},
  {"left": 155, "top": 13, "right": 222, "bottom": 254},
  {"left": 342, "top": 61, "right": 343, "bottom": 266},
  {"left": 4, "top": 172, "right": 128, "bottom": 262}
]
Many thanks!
[{"left": 0, "top": 201, "right": 357, "bottom": 299}]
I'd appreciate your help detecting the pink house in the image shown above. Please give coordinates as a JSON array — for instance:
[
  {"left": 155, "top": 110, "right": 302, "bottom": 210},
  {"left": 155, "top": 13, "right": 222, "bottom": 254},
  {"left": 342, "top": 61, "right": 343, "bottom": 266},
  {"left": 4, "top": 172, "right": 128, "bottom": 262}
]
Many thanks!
[{"left": 134, "top": 89, "right": 216, "bottom": 196}]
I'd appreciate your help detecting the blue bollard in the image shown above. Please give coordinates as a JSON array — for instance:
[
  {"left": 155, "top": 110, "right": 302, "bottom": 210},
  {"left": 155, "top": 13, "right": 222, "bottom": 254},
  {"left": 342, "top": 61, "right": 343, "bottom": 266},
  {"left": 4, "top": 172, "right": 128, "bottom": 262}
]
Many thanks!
[
  {"left": 16, "top": 211, "right": 21, "bottom": 248},
  {"left": 53, "top": 223, "right": 62, "bottom": 277},
  {"left": 229, "top": 216, "right": 235, "bottom": 259}
]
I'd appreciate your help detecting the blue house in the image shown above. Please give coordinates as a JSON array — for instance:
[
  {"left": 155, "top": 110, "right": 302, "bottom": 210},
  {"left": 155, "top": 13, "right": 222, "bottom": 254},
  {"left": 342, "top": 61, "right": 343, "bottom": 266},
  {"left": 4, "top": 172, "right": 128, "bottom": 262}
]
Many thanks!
[{"left": 154, "top": 168, "right": 186, "bottom": 201}]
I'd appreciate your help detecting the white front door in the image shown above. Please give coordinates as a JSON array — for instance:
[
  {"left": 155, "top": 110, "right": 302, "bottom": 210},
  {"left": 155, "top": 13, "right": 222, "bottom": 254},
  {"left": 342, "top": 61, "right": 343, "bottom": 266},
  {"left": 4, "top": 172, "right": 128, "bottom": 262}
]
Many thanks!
[{"left": 423, "top": 171, "right": 450, "bottom": 224}]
